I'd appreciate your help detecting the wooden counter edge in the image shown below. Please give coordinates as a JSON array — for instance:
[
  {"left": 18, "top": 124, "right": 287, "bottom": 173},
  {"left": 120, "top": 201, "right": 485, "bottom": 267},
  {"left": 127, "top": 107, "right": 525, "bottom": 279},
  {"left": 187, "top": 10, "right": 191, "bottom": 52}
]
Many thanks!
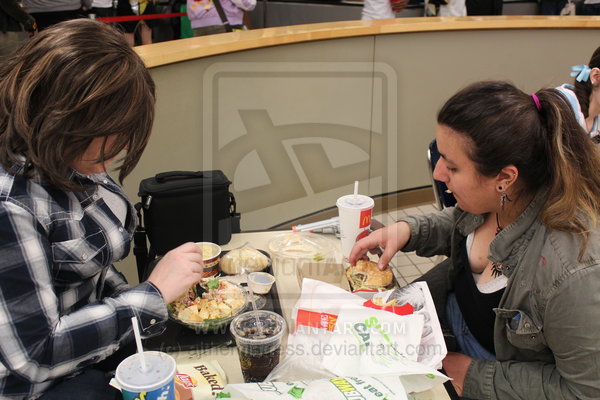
[{"left": 135, "top": 16, "right": 600, "bottom": 68}]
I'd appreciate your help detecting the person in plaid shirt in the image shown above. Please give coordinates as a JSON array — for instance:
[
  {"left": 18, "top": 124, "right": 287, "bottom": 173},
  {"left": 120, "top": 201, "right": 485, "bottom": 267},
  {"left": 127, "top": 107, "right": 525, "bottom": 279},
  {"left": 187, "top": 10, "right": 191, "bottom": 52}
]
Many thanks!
[{"left": 0, "top": 19, "right": 205, "bottom": 399}]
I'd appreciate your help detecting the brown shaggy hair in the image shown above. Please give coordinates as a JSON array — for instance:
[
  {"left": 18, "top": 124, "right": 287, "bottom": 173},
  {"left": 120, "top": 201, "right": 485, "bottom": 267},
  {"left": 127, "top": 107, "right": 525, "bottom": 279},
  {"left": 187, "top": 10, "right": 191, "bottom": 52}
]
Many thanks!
[{"left": 0, "top": 19, "right": 156, "bottom": 191}]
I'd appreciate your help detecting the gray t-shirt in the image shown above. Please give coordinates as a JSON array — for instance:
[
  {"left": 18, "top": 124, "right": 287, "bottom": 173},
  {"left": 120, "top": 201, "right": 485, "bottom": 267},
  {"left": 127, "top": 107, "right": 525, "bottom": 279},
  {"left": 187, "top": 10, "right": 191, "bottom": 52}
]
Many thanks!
[{"left": 23, "top": 0, "right": 91, "bottom": 13}]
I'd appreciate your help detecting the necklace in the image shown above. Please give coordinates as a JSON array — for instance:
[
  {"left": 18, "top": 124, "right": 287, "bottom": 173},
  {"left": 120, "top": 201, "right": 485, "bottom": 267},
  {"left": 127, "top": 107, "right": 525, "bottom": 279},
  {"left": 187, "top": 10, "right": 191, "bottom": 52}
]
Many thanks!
[{"left": 490, "top": 213, "right": 503, "bottom": 278}]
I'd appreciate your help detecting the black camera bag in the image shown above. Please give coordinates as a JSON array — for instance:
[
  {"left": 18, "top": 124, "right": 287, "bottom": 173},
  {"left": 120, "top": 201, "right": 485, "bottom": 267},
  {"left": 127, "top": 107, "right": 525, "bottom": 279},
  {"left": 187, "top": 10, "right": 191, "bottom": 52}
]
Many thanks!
[{"left": 133, "top": 170, "right": 240, "bottom": 280}]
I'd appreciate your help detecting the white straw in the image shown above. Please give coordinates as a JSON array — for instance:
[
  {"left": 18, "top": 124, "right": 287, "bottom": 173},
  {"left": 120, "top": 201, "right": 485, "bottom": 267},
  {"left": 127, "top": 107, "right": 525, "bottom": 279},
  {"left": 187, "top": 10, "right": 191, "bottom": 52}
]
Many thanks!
[
  {"left": 131, "top": 317, "right": 148, "bottom": 372},
  {"left": 293, "top": 216, "right": 339, "bottom": 232},
  {"left": 353, "top": 180, "right": 359, "bottom": 202}
]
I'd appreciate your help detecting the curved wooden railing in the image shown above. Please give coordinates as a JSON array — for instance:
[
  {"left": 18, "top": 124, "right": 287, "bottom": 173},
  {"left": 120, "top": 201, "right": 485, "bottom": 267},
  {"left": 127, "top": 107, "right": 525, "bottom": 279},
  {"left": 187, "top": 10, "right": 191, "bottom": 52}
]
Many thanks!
[{"left": 136, "top": 16, "right": 600, "bottom": 68}]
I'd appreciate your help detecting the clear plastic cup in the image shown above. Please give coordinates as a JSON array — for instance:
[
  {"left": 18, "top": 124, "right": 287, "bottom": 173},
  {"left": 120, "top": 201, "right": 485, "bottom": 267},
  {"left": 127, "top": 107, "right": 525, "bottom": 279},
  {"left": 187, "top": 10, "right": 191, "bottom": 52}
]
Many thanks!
[
  {"left": 115, "top": 351, "right": 176, "bottom": 400},
  {"left": 336, "top": 194, "right": 374, "bottom": 261},
  {"left": 230, "top": 310, "right": 286, "bottom": 383}
]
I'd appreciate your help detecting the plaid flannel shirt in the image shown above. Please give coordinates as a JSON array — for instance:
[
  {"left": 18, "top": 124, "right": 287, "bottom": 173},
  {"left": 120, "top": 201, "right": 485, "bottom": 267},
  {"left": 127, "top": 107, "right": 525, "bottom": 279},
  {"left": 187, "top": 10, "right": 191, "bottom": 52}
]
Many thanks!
[{"left": 0, "top": 163, "right": 167, "bottom": 399}]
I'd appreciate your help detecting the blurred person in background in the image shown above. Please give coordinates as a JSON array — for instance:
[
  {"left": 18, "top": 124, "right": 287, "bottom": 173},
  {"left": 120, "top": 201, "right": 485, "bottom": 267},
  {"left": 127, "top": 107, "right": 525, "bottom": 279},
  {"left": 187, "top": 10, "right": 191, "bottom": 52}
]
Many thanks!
[
  {"left": 90, "top": 0, "right": 115, "bottom": 18},
  {"left": 466, "top": 0, "right": 502, "bottom": 15},
  {"left": 424, "top": 0, "right": 466, "bottom": 17},
  {"left": 351, "top": 81, "right": 600, "bottom": 399},
  {"left": 538, "top": 0, "right": 568, "bottom": 14},
  {"left": 361, "top": 0, "right": 408, "bottom": 19},
  {"left": 556, "top": 45, "right": 600, "bottom": 141},
  {"left": 581, "top": 0, "right": 600, "bottom": 14},
  {"left": 0, "top": 19, "right": 204, "bottom": 399},
  {"left": 0, "top": 0, "right": 36, "bottom": 61},
  {"left": 22, "top": 0, "right": 90, "bottom": 30},
  {"left": 116, "top": 0, "right": 156, "bottom": 45},
  {"left": 187, "top": 0, "right": 255, "bottom": 36}
]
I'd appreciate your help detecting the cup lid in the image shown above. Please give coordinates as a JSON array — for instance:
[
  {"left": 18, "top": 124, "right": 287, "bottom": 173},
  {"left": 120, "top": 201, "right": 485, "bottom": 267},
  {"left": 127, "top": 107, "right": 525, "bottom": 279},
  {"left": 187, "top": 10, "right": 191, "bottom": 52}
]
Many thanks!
[
  {"left": 115, "top": 351, "right": 176, "bottom": 392},
  {"left": 230, "top": 310, "right": 286, "bottom": 345},
  {"left": 336, "top": 194, "right": 374, "bottom": 209}
]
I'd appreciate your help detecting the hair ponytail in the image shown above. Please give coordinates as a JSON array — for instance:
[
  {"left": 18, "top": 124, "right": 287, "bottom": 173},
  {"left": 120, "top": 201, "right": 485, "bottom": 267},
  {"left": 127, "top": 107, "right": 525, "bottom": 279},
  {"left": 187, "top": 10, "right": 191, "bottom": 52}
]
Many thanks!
[{"left": 538, "top": 88, "right": 600, "bottom": 251}]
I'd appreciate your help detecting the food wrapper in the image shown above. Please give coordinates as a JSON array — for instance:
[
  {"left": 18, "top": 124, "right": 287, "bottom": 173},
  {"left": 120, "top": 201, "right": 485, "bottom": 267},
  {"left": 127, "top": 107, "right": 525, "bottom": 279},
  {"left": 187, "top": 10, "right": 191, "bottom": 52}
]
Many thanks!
[
  {"left": 219, "top": 376, "right": 410, "bottom": 400},
  {"left": 291, "top": 278, "right": 365, "bottom": 333},
  {"left": 219, "top": 242, "right": 271, "bottom": 275},
  {"left": 267, "top": 279, "right": 448, "bottom": 395},
  {"left": 321, "top": 305, "right": 425, "bottom": 374},
  {"left": 370, "top": 282, "right": 446, "bottom": 369},
  {"left": 174, "top": 359, "right": 227, "bottom": 400}
]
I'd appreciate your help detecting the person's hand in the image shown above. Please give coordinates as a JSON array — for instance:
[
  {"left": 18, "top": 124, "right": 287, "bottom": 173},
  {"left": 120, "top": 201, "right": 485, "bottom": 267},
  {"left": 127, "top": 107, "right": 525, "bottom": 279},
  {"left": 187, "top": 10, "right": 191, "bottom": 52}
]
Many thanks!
[
  {"left": 442, "top": 352, "right": 473, "bottom": 397},
  {"left": 147, "top": 242, "right": 204, "bottom": 304},
  {"left": 348, "top": 221, "right": 411, "bottom": 270},
  {"left": 390, "top": 0, "right": 409, "bottom": 13},
  {"left": 24, "top": 17, "right": 37, "bottom": 38}
]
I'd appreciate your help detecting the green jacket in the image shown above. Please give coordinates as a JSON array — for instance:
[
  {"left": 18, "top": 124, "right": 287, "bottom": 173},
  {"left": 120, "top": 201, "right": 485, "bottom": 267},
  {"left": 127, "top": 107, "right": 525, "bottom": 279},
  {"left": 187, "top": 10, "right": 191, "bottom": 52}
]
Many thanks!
[{"left": 399, "top": 190, "right": 600, "bottom": 399}]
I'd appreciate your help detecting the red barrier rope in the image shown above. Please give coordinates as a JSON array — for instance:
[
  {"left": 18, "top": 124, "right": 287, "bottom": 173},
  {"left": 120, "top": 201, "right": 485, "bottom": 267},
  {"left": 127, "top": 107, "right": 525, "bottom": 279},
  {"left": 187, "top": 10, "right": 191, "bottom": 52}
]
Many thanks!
[{"left": 97, "top": 12, "right": 186, "bottom": 23}]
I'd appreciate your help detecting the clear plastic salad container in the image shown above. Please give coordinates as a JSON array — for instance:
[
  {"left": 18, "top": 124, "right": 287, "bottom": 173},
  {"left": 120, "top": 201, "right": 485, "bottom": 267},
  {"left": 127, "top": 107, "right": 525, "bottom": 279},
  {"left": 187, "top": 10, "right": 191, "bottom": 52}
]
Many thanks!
[{"left": 267, "top": 232, "right": 338, "bottom": 262}]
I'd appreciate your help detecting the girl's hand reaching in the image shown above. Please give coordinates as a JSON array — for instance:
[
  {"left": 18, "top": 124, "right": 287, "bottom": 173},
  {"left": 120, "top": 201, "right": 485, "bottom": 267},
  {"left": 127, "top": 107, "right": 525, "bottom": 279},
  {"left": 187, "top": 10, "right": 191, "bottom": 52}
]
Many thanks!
[{"left": 348, "top": 221, "right": 412, "bottom": 270}]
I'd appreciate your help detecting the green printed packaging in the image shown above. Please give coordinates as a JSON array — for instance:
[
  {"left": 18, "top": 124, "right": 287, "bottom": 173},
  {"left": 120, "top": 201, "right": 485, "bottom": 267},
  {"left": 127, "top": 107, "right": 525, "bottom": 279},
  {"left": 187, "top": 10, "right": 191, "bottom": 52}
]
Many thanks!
[{"left": 220, "top": 376, "right": 409, "bottom": 400}]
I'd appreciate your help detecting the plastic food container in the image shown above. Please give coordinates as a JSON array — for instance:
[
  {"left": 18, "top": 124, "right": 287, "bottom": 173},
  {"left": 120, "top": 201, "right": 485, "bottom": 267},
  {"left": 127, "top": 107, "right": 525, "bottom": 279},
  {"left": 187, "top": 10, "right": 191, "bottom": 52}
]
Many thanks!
[
  {"left": 267, "top": 232, "right": 337, "bottom": 261},
  {"left": 219, "top": 248, "right": 271, "bottom": 275},
  {"left": 195, "top": 242, "right": 222, "bottom": 276},
  {"left": 247, "top": 272, "right": 276, "bottom": 294},
  {"left": 167, "top": 278, "right": 249, "bottom": 334}
]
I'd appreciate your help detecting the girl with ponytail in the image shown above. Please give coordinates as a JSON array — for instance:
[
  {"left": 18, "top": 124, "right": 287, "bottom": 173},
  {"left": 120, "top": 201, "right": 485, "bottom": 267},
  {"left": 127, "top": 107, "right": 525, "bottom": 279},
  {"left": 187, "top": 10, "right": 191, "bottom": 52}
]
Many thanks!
[
  {"left": 557, "top": 46, "right": 600, "bottom": 141},
  {"left": 350, "top": 81, "right": 600, "bottom": 399}
]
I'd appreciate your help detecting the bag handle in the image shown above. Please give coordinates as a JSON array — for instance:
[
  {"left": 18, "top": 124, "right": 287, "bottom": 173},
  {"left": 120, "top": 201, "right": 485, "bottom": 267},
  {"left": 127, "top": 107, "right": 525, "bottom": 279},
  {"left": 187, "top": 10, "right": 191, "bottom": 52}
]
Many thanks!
[
  {"left": 154, "top": 171, "right": 204, "bottom": 183},
  {"left": 229, "top": 192, "right": 237, "bottom": 216},
  {"left": 133, "top": 202, "right": 149, "bottom": 282},
  {"left": 212, "top": 0, "right": 233, "bottom": 32}
]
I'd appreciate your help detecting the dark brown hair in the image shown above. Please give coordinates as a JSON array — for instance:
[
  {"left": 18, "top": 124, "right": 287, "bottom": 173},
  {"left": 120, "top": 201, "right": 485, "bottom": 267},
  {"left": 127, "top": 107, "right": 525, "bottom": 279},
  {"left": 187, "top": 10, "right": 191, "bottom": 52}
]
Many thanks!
[
  {"left": 573, "top": 46, "right": 600, "bottom": 118},
  {"left": 0, "top": 19, "right": 155, "bottom": 191},
  {"left": 438, "top": 81, "right": 600, "bottom": 249}
]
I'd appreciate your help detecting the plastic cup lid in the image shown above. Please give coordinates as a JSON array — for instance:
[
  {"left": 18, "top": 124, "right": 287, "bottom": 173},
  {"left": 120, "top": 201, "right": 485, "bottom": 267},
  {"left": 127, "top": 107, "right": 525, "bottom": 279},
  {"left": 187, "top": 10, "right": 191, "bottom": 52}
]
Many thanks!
[
  {"left": 336, "top": 194, "right": 374, "bottom": 209},
  {"left": 230, "top": 310, "right": 286, "bottom": 346}
]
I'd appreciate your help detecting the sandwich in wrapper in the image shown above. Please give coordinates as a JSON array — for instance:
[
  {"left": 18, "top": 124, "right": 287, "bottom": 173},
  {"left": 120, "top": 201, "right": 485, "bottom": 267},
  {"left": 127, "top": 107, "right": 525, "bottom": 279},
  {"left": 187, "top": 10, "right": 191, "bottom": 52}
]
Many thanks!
[{"left": 346, "top": 260, "right": 394, "bottom": 291}]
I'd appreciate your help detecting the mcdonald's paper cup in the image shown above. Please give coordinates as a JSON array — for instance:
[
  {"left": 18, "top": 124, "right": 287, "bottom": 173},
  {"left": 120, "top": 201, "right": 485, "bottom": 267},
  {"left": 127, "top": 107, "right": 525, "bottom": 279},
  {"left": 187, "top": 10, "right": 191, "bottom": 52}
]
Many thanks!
[
  {"left": 336, "top": 194, "right": 374, "bottom": 261},
  {"left": 115, "top": 351, "right": 176, "bottom": 400}
]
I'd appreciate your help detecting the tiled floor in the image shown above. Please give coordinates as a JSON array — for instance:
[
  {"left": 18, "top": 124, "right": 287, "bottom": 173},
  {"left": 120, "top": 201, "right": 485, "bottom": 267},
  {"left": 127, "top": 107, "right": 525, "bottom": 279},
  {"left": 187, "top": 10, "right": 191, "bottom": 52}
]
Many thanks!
[{"left": 372, "top": 202, "right": 444, "bottom": 286}]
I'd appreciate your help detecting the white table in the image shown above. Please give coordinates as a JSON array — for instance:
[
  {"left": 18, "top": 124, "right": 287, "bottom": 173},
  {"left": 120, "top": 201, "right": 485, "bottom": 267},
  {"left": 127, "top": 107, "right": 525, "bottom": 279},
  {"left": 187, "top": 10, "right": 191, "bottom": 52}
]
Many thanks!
[{"left": 168, "top": 231, "right": 450, "bottom": 400}]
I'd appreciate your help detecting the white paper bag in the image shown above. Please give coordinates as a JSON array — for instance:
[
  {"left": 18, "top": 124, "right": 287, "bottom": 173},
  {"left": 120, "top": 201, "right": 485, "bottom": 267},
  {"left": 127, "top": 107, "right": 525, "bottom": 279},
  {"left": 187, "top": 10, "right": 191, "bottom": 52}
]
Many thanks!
[
  {"left": 321, "top": 305, "right": 424, "bottom": 375},
  {"left": 372, "top": 282, "right": 447, "bottom": 369},
  {"left": 267, "top": 279, "right": 448, "bottom": 395},
  {"left": 292, "top": 278, "right": 365, "bottom": 333},
  {"left": 222, "top": 376, "right": 410, "bottom": 400}
]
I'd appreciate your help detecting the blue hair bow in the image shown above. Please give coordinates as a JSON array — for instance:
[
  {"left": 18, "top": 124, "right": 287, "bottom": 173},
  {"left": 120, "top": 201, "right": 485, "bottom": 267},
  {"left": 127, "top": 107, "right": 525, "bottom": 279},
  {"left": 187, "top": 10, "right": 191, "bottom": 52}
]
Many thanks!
[{"left": 571, "top": 64, "right": 591, "bottom": 82}]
